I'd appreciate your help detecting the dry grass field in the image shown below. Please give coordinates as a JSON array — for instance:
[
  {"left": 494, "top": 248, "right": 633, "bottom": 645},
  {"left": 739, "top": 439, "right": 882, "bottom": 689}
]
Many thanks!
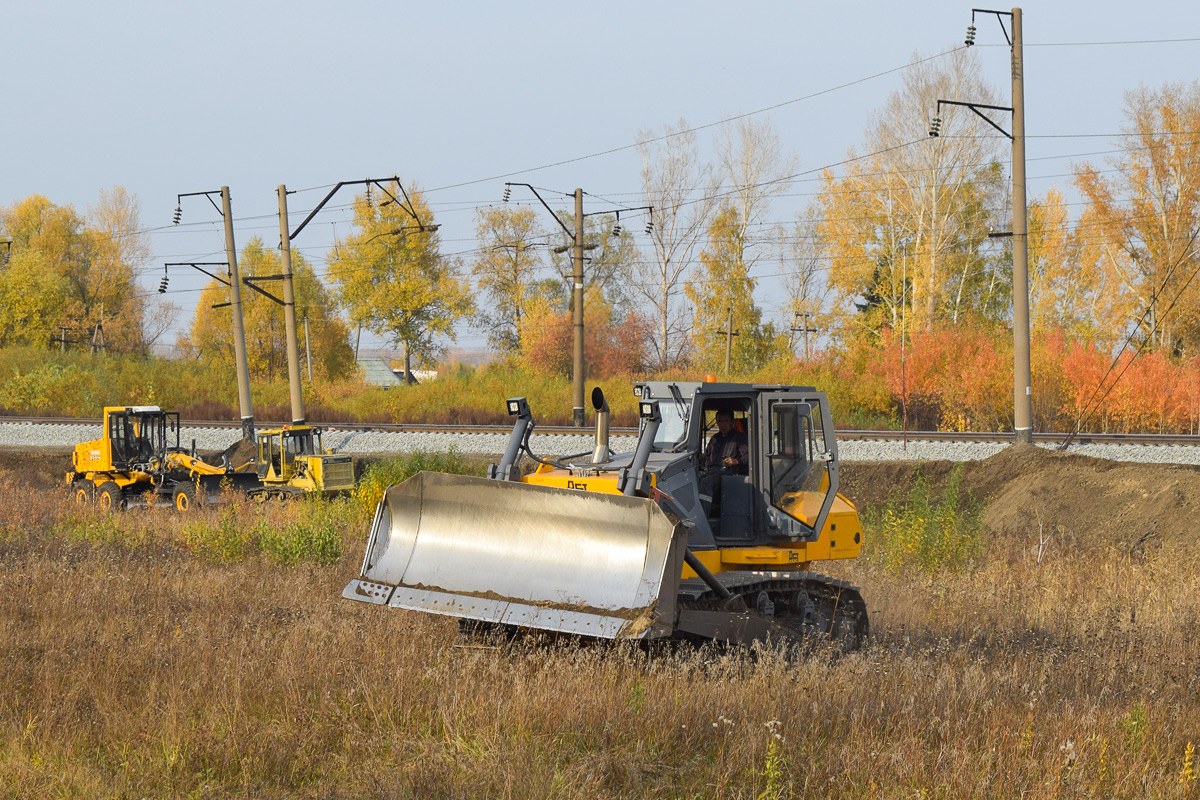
[{"left": 2, "top": 447, "right": 1199, "bottom": 798}]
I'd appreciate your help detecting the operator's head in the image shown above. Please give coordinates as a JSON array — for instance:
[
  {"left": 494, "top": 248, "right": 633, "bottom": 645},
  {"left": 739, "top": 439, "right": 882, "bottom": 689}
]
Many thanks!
[{"left": 715, "top": 408, "right": 734, "bottom": 434}]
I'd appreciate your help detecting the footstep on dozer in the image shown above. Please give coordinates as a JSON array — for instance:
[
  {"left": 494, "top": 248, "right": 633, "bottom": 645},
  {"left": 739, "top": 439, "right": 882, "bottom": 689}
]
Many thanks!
[{"left": 344, "top": 381, "right": 869, "bottom": 648}]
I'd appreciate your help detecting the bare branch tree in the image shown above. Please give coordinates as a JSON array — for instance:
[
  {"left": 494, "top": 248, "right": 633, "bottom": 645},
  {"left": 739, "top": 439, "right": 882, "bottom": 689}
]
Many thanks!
[
  {"left": 88, "top": 186, "right": 152, "bottom": 278},
  {"left": 634, "top": 120, "right": 717, "bottom": 369},
  {"left": 782, "top": 204, "right": 832, "bottom": 356},
  {"left": 714, "top": 117, "right": 798, "bottom": 275}
]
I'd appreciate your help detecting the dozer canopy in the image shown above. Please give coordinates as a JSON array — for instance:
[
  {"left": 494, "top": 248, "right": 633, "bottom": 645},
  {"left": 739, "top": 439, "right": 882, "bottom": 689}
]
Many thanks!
[{"left": 343, "top": 471, "right": 687, "bottom": 639}]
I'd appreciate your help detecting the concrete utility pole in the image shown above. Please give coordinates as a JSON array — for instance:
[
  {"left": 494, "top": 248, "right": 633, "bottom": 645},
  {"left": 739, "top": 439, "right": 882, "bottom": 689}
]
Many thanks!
[
  {"left": 277, "top": 185, "right": 306, "bottom": 425},
  {"left": 792, "top": 311, "right": 818, "bottom": 361},
  {"left": 221, "top": 186, "right": 255, "bottom": 440},
  {"left": 504, "top": 182, "right": 645, "bottom": 426},
  {"left": 1010, "top": 7, "right": 1033, "bottom": 444},
  {"left": 719, "top": 307, "right": 740, "bottom": 376},
  {"left": 572, "top": 188, "right": 585, "bottom": 427},
  {"left": 940, "top": 7, "right": 1031, "bottom": 443}
]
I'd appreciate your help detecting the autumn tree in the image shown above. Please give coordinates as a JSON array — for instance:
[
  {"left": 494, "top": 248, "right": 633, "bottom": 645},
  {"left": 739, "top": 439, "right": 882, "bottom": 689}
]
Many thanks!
[
  {"left": 520, "top": 286, "right": 653, "bottom": 377},
  {"left": 714, "top": 118, "right": 797, "bottom": 277},
  {"left": 548, "top": 212, "right": 640, "bottom": 315},
  {"left": 328, "top": 182, "right": 472, "bottom": 378},
  {"left": 819, "top": 49, "right": 1007, "bottom": 339},
  {"left": 634, "top": 120, "right": 717, "bottom": 368},
  {"left": 1074, "top": 81, "right": 1200, "bottom": 353},
  {"left": 685, "top": 205, "right": 778, "bottom": 374},
  {"left": 1026, "top": 186, "right": 1103, "bottom": 338},
  {"left": 471, "top": 205, "right": 545, "bottom": 356},
  {"left": 781, "top": 204, "right": 833, "bottom": 358},
  {"left": 0, "top": 191, "right": 148, "bottom": 354},
  {"left": 179, "top": 237, "right": 354, "bottom": 379},
  {"left": 88, "top": 187, "right": 176, "bottom": 352}
]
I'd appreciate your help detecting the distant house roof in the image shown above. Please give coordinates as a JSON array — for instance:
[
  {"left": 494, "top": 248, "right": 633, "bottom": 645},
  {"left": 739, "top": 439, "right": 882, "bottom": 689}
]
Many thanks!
[
  {"left": 357, "top": 357, "right": 402, "bottom": 388},
  {"left": 392, "top": 369, "right": 438, "bottom": 385}
]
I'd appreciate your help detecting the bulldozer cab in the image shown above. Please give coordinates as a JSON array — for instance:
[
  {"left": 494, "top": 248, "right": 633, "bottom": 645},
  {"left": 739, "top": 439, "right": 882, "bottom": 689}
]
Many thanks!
[
  {"left": 256, "top": 426, "right": 321, "bottom": 481},
  {"left": 687, "top": 386, "right": 838, "bottom": 545},
  {"left": 106, "top": 407, "right": 178, "bottom": 468}
]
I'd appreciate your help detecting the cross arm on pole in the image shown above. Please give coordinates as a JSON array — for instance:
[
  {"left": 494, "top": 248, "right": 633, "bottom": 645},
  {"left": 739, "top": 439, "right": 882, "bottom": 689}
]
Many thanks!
[
  {"left": 164, "top": 261, "right": 231, "bottom": 286},
  {"left": 936, "top": 99, "right": 1014, "bottom": 140},
  {"left": 582, "top": 204, "right": 653, "bottom": 221},
  {"left": 176, "top": 190, "right": 224, "bottom": 218},
  {"left": 290, "top": 177, "right": 429, "bottom": 241},
  {"left": 504, "top": 183, "right": 576, "bottom": 239},
  {"left": 165, "top": 261, "right": 233, "bottom": 308},
  {"left": 970, "top": 8, "right": 1012, "bottom": 45},
  {"left": 242, "top": 275, "right": 287, "bottom": 306}
]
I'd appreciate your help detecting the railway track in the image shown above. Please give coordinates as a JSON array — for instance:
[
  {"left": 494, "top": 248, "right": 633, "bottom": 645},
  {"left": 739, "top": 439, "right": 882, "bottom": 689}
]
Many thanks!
[{"left": 4, "top": 415, "right": 1199, "bottom": 447}]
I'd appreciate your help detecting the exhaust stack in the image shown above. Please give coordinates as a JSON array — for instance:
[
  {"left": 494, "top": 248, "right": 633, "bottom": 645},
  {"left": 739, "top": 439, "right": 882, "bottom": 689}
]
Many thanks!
[{"left": 591, "top": 386, "right": 611, "bottom": 463}]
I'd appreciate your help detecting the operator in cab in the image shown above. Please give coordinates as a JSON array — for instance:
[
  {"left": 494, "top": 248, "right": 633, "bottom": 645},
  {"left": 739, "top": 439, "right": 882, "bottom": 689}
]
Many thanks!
[
  {"left": 705, "top": 407, "right": 748, "bottom": 473},
  {"left": 699, "top": 407, "right": 748, "bottom": 517}
]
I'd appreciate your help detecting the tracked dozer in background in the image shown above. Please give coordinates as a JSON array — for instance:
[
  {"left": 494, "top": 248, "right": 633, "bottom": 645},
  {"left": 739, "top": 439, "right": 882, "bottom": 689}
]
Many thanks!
[
  {"left": 344, "top": 381, "right": 869, "bottom": 648},
  {"left": 255, "top": 424, "right": 354, "bottom": 498}
]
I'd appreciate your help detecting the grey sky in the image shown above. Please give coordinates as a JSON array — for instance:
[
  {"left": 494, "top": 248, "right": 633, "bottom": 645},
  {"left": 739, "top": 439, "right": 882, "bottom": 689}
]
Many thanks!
[{"left": 4, "top": 2, "right": 1198, "bottom": 357}]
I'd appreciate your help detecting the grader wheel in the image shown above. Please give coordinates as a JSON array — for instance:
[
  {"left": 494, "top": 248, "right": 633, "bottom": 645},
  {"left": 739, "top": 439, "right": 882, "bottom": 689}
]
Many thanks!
[
  {"left": 97, "top": 481, "right": 125, "bottom": 512},
  {"left": 73, "top": 482, "right": 92, "bottom": 505},
  {"left": 173, "top": 483, "right": 199, "bottom": 512}
]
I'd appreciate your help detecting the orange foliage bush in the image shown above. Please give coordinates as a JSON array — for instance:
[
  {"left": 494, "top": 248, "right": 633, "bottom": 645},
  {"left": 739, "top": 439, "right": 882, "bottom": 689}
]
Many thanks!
[
  {"left": 861, "top": 326, "right": 1200, "bottom": 433},
  {"left": 520, "top": 297, "right": 654, "bottom": 379}
]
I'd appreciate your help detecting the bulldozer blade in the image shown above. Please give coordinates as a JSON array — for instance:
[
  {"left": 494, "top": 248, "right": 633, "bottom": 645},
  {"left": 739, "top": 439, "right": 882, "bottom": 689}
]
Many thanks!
[{"left": 343, "top": 471, "right": 686, "bottom": 639}]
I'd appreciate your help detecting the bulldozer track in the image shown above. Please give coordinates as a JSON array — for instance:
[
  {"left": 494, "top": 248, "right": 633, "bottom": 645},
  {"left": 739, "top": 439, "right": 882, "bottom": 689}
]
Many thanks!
[
  {"left": 5, "top": 415, "right": 1200, "bottom": 446},
  {"left": 677, "top": 570, "right": 870, "bottom": 650}
]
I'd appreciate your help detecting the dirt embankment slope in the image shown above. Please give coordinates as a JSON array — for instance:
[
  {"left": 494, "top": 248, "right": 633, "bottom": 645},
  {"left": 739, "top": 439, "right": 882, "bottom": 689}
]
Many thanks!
[{"left": 840, "top": 443, "right": 1200, "bottom": 556}]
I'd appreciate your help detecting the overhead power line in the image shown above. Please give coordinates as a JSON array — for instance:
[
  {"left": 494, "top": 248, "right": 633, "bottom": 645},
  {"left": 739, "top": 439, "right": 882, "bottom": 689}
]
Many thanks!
[{"left": 420, "top": 49, "right": 962, "bottom": 195}]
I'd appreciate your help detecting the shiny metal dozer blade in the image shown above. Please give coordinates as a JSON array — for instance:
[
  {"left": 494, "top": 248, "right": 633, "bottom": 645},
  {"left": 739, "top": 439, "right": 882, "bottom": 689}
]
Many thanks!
[{"left": 343, "top": 472, "right": 686, "bottom": 639}]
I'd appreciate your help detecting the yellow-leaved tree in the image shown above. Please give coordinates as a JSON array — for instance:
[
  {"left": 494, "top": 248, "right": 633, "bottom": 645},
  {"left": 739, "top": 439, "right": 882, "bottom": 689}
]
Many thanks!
[
  {"left": 1026, "top": 186, "right": 1110, "bottom": 339},
  {"left": 819, "top": 49, "right": 1007, "bottom": 340},
  {"left": 685, "top": 205, "right": 778, "bottom": 375},
  {"left": 327, "top": 182, "right": 473, "bottom": 379},
  {"left": 179, "top": 237, "right": 354, "bottom": 380},
  {"left": 0, "top": 191, "right": 149, "bottom": 353},
  {"left": 1074, "top": 81, "right": 1200, "bottom": 353},
  {"left": 471, "top": 205, "right": 545, "bottom": 356}
]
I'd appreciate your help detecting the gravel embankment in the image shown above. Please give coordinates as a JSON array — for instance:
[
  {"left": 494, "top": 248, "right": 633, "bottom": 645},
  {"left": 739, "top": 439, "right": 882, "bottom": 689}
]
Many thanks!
[{"left": 13, "top": 421, "right": 1200, "bottom": 466}]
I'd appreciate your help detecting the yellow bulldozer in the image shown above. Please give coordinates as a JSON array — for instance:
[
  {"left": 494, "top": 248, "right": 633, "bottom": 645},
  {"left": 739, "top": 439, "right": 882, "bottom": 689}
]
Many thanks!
[
  {"left": 343, "top": 381, "right": 869, "bottom": 648},
  {"left": 68, "top": 406, "right": 354, "bottom": 509},
  {"left": 253, "top": 424, "right": 354, "bottom": 499}
]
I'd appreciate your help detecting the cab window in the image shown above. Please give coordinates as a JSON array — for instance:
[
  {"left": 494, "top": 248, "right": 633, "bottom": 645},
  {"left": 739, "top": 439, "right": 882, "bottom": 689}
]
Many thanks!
[
  {"left": 767, "top": 402, "right": 808, "bottom": 506},
  {"left": 767, "top": 401, "right": 829, "bottom": 522}
]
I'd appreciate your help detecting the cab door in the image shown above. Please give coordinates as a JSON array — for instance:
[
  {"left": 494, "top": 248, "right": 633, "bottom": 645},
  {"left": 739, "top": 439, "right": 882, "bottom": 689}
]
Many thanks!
[
  {"left": 109, "top": 411, "right": 132, "bottom": 467},
  {"left": 256, "top": 434, "right": 272, "bottom": 480},
  {"left": 754, "top": 392, "right": 837, "bottom": 541}
]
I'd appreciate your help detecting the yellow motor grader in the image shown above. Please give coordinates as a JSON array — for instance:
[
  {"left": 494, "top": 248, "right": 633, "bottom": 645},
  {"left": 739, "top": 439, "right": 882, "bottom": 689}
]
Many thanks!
[
  {"left": 68, "top": 406, "right": 353, "bottom": 510},
  {"left": 344, "top": 381, "right": 869, "bottom": 648}
]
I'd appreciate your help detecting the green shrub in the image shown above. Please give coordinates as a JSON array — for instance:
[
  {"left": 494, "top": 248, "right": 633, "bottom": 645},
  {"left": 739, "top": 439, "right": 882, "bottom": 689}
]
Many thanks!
[
  {"left": 353, "top": 449, "right": 481, "bottom": 514},
  {"left": 867, "top": 464, "right": 982, "bottom": 572},
  {"left": 254, "top": 497, "right": 352, "bottom": 566},
  {"left": 177, "top": 496, "right": 353, "bottom": 566},
  {"left": 178, "top": 504, "right": 255, "bottom": 562}
]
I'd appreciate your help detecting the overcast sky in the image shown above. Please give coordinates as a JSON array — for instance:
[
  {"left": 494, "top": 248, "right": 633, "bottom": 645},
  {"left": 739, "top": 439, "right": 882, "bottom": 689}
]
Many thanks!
[{"left": 4, "top": 2, "right": 1199, "bottom": 358}]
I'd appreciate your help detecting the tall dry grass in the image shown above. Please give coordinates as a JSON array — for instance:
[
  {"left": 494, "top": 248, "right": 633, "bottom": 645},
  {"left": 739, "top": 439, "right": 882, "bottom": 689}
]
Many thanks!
[{"left": 2, "top": 477, "right": 1199, "bottom": 798}]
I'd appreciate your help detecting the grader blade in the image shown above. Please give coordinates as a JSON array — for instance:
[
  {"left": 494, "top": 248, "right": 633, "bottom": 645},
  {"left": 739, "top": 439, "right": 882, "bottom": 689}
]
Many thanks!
[{"left": 343, "top": 471, "right": 686, "bottom": 639}]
